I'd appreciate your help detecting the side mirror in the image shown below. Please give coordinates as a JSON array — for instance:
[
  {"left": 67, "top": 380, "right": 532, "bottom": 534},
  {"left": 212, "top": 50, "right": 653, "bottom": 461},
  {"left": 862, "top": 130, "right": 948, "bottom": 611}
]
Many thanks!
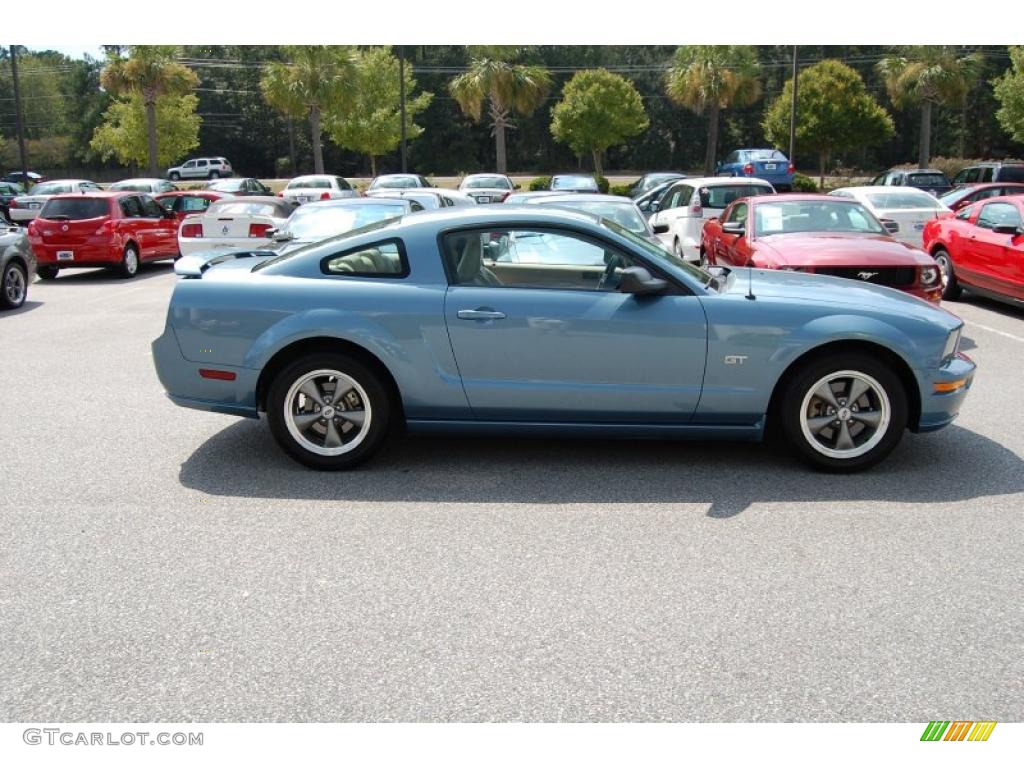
[
  {"left": 652, "top": 223, "right": 669, "bottom": 235},
  {"left": 722, "top": 221, "right": 745, "bottom": 236},
  {"left": 880, "top": 218, "right": 900, "bottom": 234},
  {"left": 993, "top": 224, "right": 1023, "bottom": 236},
  {"left": 619, "top": 266, "right": 667, "bottom": 296}
]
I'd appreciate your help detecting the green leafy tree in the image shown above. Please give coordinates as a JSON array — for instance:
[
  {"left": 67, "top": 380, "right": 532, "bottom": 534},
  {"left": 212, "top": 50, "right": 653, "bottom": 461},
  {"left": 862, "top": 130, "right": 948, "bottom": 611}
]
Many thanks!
[
  {"left": 877, "top": 47, "right": 983, "bottom": 169},
  {"left": 261, "top": 46, "right": 357, "bottom": 174},
  {"left": 0, "top": 52, "right": 70, "bottom": 140},
  {"left": 100, "top": 46, "right": 199, "bottom": 176},
  {"left": 665, "top": 46, "right": 760, "bottom": 175},
  {"left": 764, "top": 60, "right": 894, "bottom": 188},
  {"left": 326, "top": 47, "right": 433, "bottom": 176},
  {"left": 449, "top": 46, "right": 552, "bottom": 173},
  {"left": 550, "top": 69, "right": 648, "bottom": 176},
  {"left": 90, "top": 93, "right": 200, "bottom": 168},
  {"left": 994, "top": 46, "right": 1024, "bottom": 144}
]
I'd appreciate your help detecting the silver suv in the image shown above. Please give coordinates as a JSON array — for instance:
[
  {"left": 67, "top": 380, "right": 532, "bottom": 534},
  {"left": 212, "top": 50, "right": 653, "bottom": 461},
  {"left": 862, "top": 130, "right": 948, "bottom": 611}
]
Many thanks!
[{"left": 166, "top": 157, "right": 233, "bottom": 181}]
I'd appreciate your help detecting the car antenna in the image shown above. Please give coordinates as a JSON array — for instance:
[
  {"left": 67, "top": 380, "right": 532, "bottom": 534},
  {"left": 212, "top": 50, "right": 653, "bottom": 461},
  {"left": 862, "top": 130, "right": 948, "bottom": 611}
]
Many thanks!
[{"left": 745, "top": 264, "right": 756, "bottom": 300}]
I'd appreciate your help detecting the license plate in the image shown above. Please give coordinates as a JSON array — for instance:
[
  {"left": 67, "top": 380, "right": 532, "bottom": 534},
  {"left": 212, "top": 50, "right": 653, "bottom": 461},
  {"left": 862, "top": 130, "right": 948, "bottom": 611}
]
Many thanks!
[
  {"left": 28, "top": 202, "right": 41, "bottom": 209},
  {"left": 914, "top": 223, "right": 925, "bottom": 231},
  {"left": 297, "top": 196, "right": 310, "bottom": 203},
  {"left": 477, "top": 196, "right": 490, "bottom": 203},
  {"left": 56, "top": 250, "right": 74, "bottom": 261},
  {"left": 764, "top": 163, "right": 777, "bottom": 170}
]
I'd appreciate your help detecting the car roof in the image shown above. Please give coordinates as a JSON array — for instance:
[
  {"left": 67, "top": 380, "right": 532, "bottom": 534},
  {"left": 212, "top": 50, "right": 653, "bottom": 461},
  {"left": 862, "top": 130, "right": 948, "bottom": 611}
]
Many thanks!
[
  {"left": 155, "top": 190, "right": 221, "bottom": 197},
  {"left": 463, "top": 173, "right": 509, "bottom": 179},
  {"left": 209, "top": 195, "right": 282, "bottom": 204},
  {"left": 297, "top": 197, "right": 413, "bottom": 208},
  {"left": 111, "top": 177, "right": 165, "bottom": 184},
  {"left": 836, "top": 186, "right": 938, "bottom": 194},
  {"left": 532, "top": 193, "right": 634, "bottom": 204},
  {"left": 748, "top": 193, "right": 854, "bottom": 204},
  {"left": 676, "top": 176, "right": 775, "bottom": 187}
]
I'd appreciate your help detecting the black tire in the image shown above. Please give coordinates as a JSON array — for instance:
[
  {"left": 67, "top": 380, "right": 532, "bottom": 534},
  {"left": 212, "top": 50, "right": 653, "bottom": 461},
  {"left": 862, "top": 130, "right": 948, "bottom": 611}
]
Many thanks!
[
  {"left": 208, "top": 170, "right": 220, "bottom": 180},
  {"left": 169, "top": 171, "right": 180, "bottom": 181},
  {"left": 37, "top": 265, "right": 59, "bottom": 280},
  {"left": 778, "top": 352, "right": 908, "bottom": 473},
  {"left": 267, "top": 353, "right": 392, "bottom": 470},
  {"left": 933, "top": 248, "right": 962, "bottom": 301},
  {"left": 119, "top": 243, "right": 139, "bottom": 279},
  {"left": 1, "top": 259, "right": 28, "bottom": 309}
]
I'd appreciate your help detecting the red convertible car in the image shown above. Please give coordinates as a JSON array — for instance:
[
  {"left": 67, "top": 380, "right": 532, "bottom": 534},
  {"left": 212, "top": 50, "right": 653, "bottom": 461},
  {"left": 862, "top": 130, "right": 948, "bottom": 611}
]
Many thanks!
[
  {"left": 922, "top": 195, "right": 1024, "bottom": 305},
  {"left": 701, "top": 194, "right": 942, "bottom": 303}
]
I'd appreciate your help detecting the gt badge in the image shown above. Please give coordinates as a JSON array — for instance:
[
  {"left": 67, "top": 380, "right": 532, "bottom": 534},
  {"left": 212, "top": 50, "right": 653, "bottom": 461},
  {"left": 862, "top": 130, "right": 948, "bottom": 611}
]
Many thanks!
[{"left": 724, "top": 355, "right": 748, "bottom": 365}]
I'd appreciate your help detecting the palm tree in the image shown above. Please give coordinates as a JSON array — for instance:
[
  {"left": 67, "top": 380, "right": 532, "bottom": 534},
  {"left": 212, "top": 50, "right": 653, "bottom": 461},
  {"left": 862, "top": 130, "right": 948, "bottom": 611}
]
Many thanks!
[
  {"left": 449, "top": 47, "right": 552, "bottom": 173},
  {"left": 100, "top": 46, "right": 198, "bottom": 177},
  {"left": 665, "top": 46, "right": 760, "bottom": 175},
  {"left": 261, "top": 46, "right": 357, "bottom": 175},
  {"left": 877, "top": 47, "right": 983, "bottom": 169}
]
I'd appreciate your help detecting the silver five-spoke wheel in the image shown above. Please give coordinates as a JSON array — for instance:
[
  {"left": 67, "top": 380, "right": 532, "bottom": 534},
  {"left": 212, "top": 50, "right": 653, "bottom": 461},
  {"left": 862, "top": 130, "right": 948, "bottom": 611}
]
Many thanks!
[
  {"left": 283, "top": 369, "right": 371, "bottom": 456},
  {"left": 799, "top": 370, "right": 890, "bottom": 459},
  {"left": 3, "top": 262, "right": 26, "bottom": 308}
]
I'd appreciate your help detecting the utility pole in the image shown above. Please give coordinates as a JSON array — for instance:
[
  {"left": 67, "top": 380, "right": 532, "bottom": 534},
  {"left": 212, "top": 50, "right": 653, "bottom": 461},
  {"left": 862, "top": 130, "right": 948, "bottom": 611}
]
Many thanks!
[
  {"left": 788, "top": 45, "right": 798, "bottom": 170},
  {"left": 399, "top": 46, "right": 408, "bottom": 173},
  {"left": 10, "top": 46, "right": 29, "bottom": 190}
]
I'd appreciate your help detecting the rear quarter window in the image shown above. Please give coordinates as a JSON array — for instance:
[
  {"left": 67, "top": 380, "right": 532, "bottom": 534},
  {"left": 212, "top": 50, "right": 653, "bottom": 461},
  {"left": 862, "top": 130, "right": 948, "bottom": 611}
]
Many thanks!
[
  {"left": 321, "top": 238, "right": 409, "bottom": 278},
  {"left": 997, "top": 166, "right": 1024, "bottom": 182}
]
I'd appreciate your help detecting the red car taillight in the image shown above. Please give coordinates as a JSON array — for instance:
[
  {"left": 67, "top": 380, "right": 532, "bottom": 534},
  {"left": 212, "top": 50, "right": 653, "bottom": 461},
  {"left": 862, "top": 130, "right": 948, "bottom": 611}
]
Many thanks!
[
  {"left": 743, "top": 163, "right": 754, "bottom": 175},
  {"left": 9, "top": 199, "right": 18, "bottom": 209},
  {"left": 26, "top": 221, "right": 37, "bottom": 235},
  {"left": 787, "top": 163, "right": 795, "bottom": 175},
  {"left": 276, "top": 191, "right": 284, "bottom": 197},
  {"left": 689, "top": 197, "right": 702, "bottom": 216},
  {"left": 181, "top": 223, "right": 202, "bottom": 238},
  {"left": 320, "top": 192, "right": 331, "bottom": 200},
  {"left": 93, "top": 219, "right": 115, "bottom": 236},
  {"left": 248, "top": 223, "right": 271, "bottom": 237}
]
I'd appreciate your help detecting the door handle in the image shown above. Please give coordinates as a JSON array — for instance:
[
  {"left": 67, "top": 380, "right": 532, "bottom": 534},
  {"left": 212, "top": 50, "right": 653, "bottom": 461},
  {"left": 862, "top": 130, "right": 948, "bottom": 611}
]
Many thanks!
[{"left": 457, "top": 308, "right": 506, "bottom": 321}]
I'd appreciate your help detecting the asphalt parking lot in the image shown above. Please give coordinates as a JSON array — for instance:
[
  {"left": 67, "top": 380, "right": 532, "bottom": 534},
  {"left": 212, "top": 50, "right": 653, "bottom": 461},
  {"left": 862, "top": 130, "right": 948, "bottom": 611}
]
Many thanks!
[{"left": 1, "top": 264, "right": 1022, "bottom": 722}]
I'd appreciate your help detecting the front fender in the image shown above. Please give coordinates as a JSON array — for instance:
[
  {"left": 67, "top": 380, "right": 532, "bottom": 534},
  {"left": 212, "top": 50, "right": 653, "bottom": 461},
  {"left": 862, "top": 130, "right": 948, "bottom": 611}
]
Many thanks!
[{"left": 773, "top": 314, "right": 920, "bottom": 372}]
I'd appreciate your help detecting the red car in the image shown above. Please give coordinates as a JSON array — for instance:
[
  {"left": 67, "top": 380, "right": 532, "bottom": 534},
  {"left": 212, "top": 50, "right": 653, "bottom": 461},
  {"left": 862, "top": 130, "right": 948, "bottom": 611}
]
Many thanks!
[
  {"left": 937, "top": 182, "right": 1024, "bottom": 213},
  {"left": 27, "top": 192, "right": 179, "bottom": 279},
  {"left": 154, "top": 190, "right": 225, "bottom": 222},
  {"left": 923, "top": 195, "right": 1024, "bottom": 305},
  {"left": 701, "top": 194, "right": 942, "bottom": 303}
]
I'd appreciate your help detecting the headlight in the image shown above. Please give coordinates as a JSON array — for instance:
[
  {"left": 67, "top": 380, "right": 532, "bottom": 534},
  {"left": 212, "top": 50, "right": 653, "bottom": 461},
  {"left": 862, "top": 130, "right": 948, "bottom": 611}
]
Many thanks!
[
  {"left": 942, "top": 327, "right": 961, "bottom": 361},
  {"left": 920, "top": 265, "right": 940, "bottom": 286}
]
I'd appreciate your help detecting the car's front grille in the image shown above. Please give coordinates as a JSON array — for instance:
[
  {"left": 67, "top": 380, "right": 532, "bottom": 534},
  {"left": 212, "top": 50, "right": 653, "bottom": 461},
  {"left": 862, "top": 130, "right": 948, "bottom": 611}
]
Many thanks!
[{"left": 813, "top": 266, "right": 917, "bottom": 287}]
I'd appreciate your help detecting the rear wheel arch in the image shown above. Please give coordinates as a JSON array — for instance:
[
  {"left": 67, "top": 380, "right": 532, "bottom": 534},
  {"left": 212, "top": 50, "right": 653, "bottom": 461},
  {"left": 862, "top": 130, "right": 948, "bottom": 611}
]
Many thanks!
[
  {"left": 766, "top": 340, "right": 921, "bottom": 436},
  {"left": 255, "top": 336, "right": 404, "bottom": 422}
]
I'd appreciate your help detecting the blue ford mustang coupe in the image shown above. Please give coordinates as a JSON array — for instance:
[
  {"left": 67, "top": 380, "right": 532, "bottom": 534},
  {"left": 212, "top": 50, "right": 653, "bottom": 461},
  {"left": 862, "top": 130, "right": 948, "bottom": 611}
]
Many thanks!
[{"left": 153, "top": 207, "right": 975, "bottom": 472}]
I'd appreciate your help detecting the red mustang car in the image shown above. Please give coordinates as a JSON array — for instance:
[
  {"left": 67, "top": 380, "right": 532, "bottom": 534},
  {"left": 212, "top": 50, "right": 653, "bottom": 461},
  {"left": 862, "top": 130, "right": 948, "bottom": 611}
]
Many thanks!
[
  {"left": 701, "top": 194, "right": 942, "bottom": 303},
  {"left": 27, "top": 191, "right": 179, "bottom": 279},
  {"left": 923, "top": 195, "right": 1024, "bottom": 305},
  {"left": 937, "top": 182, "right": 1024, "bottom": 213},
  {"left": 154, "top": 190, "right": 225, "bottom": 222}
]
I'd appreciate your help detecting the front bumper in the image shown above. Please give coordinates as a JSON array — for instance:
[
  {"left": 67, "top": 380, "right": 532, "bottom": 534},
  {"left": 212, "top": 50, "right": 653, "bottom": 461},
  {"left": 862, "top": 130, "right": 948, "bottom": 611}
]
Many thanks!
[
  {"left": 10, "top": 208, "right": 39, "bottom": 222},
  {"left": 915, "top": 352, "right": 976, "bottom": 432}
]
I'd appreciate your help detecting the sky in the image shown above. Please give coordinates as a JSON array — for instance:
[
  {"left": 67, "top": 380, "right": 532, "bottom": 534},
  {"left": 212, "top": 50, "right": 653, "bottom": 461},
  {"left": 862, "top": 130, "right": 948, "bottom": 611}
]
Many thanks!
[{"left": 47, "top": 46, "right": 105, "bottom": 60}]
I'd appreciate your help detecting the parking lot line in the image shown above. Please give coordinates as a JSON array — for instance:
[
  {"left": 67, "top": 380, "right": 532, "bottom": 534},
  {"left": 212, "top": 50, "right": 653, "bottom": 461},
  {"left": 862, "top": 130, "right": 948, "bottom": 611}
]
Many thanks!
[{"left": 963, "top": 320, "right": 1024, "bottom": 344}]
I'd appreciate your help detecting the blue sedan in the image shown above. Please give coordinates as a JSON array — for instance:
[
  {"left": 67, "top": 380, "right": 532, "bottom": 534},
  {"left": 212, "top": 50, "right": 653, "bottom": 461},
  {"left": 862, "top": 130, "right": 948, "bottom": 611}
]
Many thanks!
[
  {"left": 153, "top": 207, "right": 975, "bottom": 472},
  {"left": 718, "top": 148, "right": 794, "bottom": 191}
]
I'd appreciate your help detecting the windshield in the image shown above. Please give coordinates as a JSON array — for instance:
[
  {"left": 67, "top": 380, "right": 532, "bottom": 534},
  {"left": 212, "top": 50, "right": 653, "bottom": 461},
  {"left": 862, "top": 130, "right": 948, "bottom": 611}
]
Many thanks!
[
  {"left": 40, "top": 198, "right": 110, "bottom": 220},
  {"left": 31, "top": 182, "right": 73, "bottom": 196},
  {"left": 372, "top": 176, "right": 418, "bottom": 189},
  {"left": 754, "top": 200, "right": 885, "bottom": 236},
  {"left": 208, "top": 180, "right": 244, "bottom": 191},
  {"left": 552, "top": 176, "right": 598, "bottom": 191},
  {"left": 601, "top": 217, "right": 713, "bottom": 287},
  {"left": 110, "top": 182, "right": 153, "bottom": 191},
  {"left": 463, "top": 175, "right": 511, "bottom": 189},
  {"left": 287, "top": 177, "right": 332, "bottom": 189},
  {"left": 938, "top": 188, "right": 974, "bottom": 207},
  {"left": 283, "top": 203, "right": 407, "bottom": 240},
  {"left": 744, "top": 149, "right": 787, "bottom": 161},
  {"left": 907, "top": 172, "right": 949, "bottom": 187},
  {"left": 539, "top": 200, "right": 647, "bottom": 234},
  {"left": 865, "top": 191, "right": 945, "bottom": 211}
]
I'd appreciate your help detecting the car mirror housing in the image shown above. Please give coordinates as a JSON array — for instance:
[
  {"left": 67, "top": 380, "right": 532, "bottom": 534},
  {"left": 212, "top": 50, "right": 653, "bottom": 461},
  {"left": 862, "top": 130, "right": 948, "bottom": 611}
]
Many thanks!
[
  {"left": 619, "top": 266, "right": 667, "bottom": 296},
  {"left": 722, "top": 221, "right": 745, "bottom": 235},
  {"left": 993, "top": 224, "right": 1023, "bottom": 236},
  {"left": 652, "top": 223, "right": 669, "bottom": 235},
  {"left": 880, "top": 219, "right": 900, "bottom": 234}
]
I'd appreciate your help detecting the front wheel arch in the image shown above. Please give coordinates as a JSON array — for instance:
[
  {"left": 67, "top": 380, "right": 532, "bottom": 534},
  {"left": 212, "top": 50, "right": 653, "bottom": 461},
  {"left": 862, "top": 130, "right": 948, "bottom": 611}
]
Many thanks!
[
  {"left": 765, "top": 340, "right": 921, "bottom": 438},
  {"left": 255, "top": 336, "right": 404, "bottom": 425}
]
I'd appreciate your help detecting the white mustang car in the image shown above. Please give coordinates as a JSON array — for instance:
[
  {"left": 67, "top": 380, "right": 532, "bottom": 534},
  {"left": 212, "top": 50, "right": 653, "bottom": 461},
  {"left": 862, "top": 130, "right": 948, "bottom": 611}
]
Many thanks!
[
  {"left": 178, "top": 197, "right": 295, "bottom": 256},
  {"left": 280, "top": 175, "right": 358, "bottom": 205}
]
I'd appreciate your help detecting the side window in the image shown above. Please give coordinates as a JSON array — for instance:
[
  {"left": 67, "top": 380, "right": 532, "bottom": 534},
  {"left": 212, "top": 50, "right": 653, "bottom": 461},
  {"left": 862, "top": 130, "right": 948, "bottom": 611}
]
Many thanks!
[
  {"left": 408, "top": 201, "right": 424, "bottom": 212},
  {"left": 181, "top": 196, "right": 211, "bottom": 212},
  {"left": 197, "top": 160, "right": 208, "bottom": 168},
  {"left": 980, "top": 167, "right": 994, "bottom": 183},
  {"left": 335, "top": 177, "right": 351, "bottom": 190},
  {"left": 955, "top": 204, "right": 974, "bottom": 221},
  {"left": 724, "top": 151, "right": 740, "bottom": 164},
  {"left": 141, "top": 196, "right": 165, "bottom": 218},
  {"left": 977, "top": 202, "right": 1022, "bottom": 230},
  {"left": 119, "top": 196, "right": 144, "bottom": 217},
  {"left": 322, "top": 239, "right": 408, "bottom": 277},
  {"left": 443, "top": 228, "right": 638, "bottom": 292},
  {"left": 183, "top": 160, "right": 195, "bottom": 169},
  {"left": 724, "top": 202, "right": 748, "bottom": 225}
]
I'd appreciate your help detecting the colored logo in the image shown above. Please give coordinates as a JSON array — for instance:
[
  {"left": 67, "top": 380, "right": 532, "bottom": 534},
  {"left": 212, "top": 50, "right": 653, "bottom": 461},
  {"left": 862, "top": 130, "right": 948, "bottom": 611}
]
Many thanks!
[{"left": 921, "top": 721, "right": 997, "bottom": 741}]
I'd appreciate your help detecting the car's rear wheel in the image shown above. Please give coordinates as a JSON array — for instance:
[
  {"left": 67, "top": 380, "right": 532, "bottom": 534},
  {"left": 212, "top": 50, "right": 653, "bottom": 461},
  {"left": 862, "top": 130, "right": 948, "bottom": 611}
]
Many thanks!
[
  {"left": 267, "top": 353, "right": 391, "bottom": 470},
  {"left": 208, "top": 170, "right": 220, "bottom": 180},
  {"left": 37, "top": 265, "right": 59, "bottom": 280},
  {"left": 779, "top": 352, "right": 907, "bottom": 472},
  {"left": 1, "top": 260, "right": 27, "bottom": 309},
  {"left": 933, "top": 248, "right": 962, "bottom": 300},
  {"left": 119, "top": 244, "right": 139, "bottom": 279},
  {"left": 169, "top": 172, "right": 180, "bottom": 181}
]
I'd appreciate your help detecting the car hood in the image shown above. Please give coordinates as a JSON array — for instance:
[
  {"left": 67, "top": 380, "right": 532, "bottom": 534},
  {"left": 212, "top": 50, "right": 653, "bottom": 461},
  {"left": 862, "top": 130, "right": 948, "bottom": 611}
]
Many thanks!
[
  {"left": 754, "top": 233, "right": 933, "bottom": 266},
  {"left": 716, "top": 266, "right": 958, "bottom": 326}
]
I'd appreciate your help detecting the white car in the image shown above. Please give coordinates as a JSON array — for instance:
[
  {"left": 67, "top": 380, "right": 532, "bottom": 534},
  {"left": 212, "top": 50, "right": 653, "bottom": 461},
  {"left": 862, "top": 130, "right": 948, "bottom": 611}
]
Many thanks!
[
  {"left": 830, "top": 186, "right": 950, "bottom": 248},
  {"left": 166, "top": 157, "right": 233, "bottom": 181},
  {"left": 366, "top": 188, "right": 476, "bottom": 209},
  {"left": 648, "top": 176, "right": 776, "bottom": 261},
  {"left": 8, "top": 179, "right": 102, "bottom": 223},
  {"left": 109, "top": 178, "right": 178, "bottom": 194},
  {"left": 280, "top": 175, "right": 358, "bottom": 205},
  {"left": 178, "top": 196, "right": 294, "bottom": 256},
  {"left": 458, "top": 173, "right": 517, "bottom": 203}
]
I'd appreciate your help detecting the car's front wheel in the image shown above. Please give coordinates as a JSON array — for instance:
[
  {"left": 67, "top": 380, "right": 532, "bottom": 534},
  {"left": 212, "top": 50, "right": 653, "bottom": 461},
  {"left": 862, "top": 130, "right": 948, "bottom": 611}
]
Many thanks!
[
  {"left": 933, "top": 248, "right": 962, "bottom": 300},
  {"left": 1, "top": 259, "right": 27, "bottom": 309},
  {"left": 267, "top": 353, "right": 392, "bottom": 470},
  {"left": 779, "top": 352, "right": 907, "bottom": 472}
]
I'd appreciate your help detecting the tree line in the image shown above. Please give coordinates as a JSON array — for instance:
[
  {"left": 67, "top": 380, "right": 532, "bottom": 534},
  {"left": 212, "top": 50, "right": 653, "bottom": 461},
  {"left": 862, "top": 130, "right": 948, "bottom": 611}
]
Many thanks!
[{"left": 3, "top": 45, "right": 1024, "bottom": 180}]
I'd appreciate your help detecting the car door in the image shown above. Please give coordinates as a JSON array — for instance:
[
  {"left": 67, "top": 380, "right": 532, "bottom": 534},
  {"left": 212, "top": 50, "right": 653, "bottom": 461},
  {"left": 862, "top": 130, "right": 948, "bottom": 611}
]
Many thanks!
[
  {"left": 441, "top": 225, "right": 707, "bottom": 422},
  {"left": 975, "top": 201, "right": 1024, "bottom": 298},
  {"left": 712, "top": 201, "right": 750, "bottom": 265},
  {"left": 965, "top": 202, "right": 1014, "bottom": 289},
  {"left": 650, "top": 182, "right": 693, "bottom": 245},
  {"left": 141, "top": 195, "right": 178, "bottom": 256},
  {"left": 118, "top": 196, "right": 147, "bottom": 249}
]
